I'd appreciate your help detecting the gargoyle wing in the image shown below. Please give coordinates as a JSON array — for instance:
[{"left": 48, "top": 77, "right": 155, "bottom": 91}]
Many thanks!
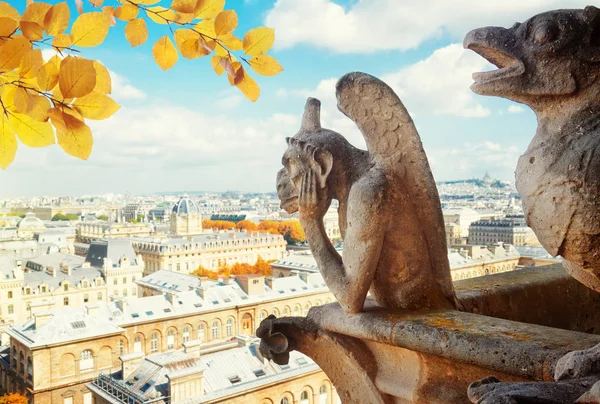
[{"left": 335, "top": 72, "right": 454, "bottom": 301}]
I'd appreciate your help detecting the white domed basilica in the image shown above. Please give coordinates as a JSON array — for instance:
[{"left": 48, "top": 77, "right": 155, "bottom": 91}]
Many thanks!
[{"left": 169, "top": 195, "right": 202, "bottom": 236}]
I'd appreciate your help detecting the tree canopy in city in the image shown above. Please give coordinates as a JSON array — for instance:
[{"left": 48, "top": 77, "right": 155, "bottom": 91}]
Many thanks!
[
  {"left": 203, "top": 218, "right": 306, "bottom": 244},
  {"left": 192, "top": 255, "right": 273, "bottom": 279},
  {"left": 0, "top": 393, "right": 28, "bottom": 404},
  {"left": 0, "top": 0, "right": 282, "bottom": 169}
]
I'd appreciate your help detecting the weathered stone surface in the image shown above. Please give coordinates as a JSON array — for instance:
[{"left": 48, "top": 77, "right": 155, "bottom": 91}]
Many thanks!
[
  {"left": 464, "top": 5, "right": 600, "bottom": 293},
  {"left": 276, "top": 72, "right": 457, "bottom": 314},
  {"left": 464, "top": 6, "right": 600, "bottom": 402}
]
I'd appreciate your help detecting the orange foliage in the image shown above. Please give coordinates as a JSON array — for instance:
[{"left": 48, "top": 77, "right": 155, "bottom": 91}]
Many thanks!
[
  {"left": 191, "top": 256, "right": 274, "bottom": 280},
  {"left": 235, "top": 219, "right": 257, "bottom": 231},
  {"left": 0, "top": 393, "right": 28, "bottom": 404},
  {"left": 202, "top": 219, "right": 235, "bottom": 230}
]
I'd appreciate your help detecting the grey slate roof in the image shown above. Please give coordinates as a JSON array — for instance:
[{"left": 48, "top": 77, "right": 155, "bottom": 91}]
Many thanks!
[
  {"left": 25, "top": 253, "right": 84, "bottom": 271},
  {"left": 86, "top": 239, "right": 138, "bottom": 268}
]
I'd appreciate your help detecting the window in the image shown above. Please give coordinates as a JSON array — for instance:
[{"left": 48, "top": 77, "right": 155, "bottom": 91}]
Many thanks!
[
  {"left": 212, "top": 321, "right": 219, "bottom": 339},
  {"left": 80, "top": 350, "right": 93, "bottom": 372},
  {"left": 134, "top": 336, "right": 142, "bottom": 353},
  {"left": 41, "top": 286, "right": 46, "bottom": 293},
  {"left": 177, "top": 263, "right": 180, "bottom": 271},
  {"left": 64, "top": 297, "right": 69, "bottom": 306},
  {"left": 64, "top": 284, "right": 68, "bottom": 291},
  {"left": 167, "top": 329, "right": 175, "bottom": 349},
  {"left": 113, "top": 278, "right": 118, "bottom": 285},
  {"left": 63, "top": 398, "right": 73, "bottom": 404},
  {"left": 132, "top": 276, "right": 136, "bottom": 282},
  {"left": 97, "top": 292, "right": 102, "bottom": 300},
  {"left": 253, "top": 369, "right": 266, "bottom": 377},
  {"left": 183, "top": 326, "right": 190, "bottom": 343},
  {"left": 123, "top": 289, "right": 128, "bottom": 297},
  {"left": 119, "top": 340, "right": 125, "bottom": 355},
  {"left": 281, "top": 399, "right": 289, "bottom": 404},
  {"left": 300, "top": 391, "right": 309, "bottom": 404},
  {"left": 27, "top": 357, "right": 32, "bottom": 381},
  {"left": 19, "top": 352, "right": 24, "bottom": 375},
  {"left": 83, "top": 392, "right": 92, "bottom": 404},
  {"left": 151, "top": 333, "right": 158, "bottom": 353},
  {"left": 25, "top": 288, "right": 31, "bottom": 295},
  {"left": 198, "top": 324, "right": 205, "bottom": 342},
  {"left": 84, "top": 294, "right": 89, "bottom": 303},
  {"left": 132, "top": 288, "right": 137, "bottom": 296},
  {"left": 259, "top": 311, "right": 267, "bottom": 323},
  {"left": 320, "top": 385, "right": 328, "bottom": 404},
  {"left": 228, "top": 375, "right": 241, "bottom": 384},
  {"left": 8, "top": 305, "right": 13, "bottom": 315},
  {"left": 226, "top": 319, "right": 233, "bottom": 337},
  {"left": 8, "top": 291, "right": 13, "bottom": 299}
]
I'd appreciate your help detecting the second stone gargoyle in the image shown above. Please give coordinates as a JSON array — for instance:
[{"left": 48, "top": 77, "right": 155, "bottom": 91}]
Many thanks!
[{"left": 276, "top": 72, "right": 458, "bottom": 314}]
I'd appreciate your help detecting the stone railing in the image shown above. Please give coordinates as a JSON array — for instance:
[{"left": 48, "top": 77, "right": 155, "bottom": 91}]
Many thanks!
[{"left": 258, "top": 265, "right": 600, "bottom": 403}]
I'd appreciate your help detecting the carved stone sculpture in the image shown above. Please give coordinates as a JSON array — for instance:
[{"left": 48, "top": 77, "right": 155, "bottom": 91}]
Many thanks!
[
  {"left": 275, "top": 72, "right": 458, "bottom": 314},
  {"left": 464, "top": 5, "right": 600, "bottom": 402}
]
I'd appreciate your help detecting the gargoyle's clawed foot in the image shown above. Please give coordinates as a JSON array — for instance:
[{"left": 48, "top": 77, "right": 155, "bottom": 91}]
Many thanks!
[
  {"left": 256, "top": 315, "right": 291, "bottom": 365},
  {"left": 555, "top": 343, "right": 600, "bottom": 381},
  {"left": 467, "top": 376, "right": 592, "bottom": 404}
]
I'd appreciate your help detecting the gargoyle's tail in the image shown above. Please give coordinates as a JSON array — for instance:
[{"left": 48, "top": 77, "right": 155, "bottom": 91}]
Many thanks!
[{"left": 336, "top": 72, "right": 457, "bottom": 308}]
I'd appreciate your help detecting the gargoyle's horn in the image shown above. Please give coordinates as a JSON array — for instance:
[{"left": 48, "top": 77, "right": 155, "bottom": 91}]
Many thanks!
[{"left": 301, "top": 98, "right": 321, "bottom": 132}]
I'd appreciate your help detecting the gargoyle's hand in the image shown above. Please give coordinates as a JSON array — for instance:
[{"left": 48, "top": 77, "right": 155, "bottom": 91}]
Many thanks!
[{"left": 299, "top": 167, "right": 329, "bottom": 221}]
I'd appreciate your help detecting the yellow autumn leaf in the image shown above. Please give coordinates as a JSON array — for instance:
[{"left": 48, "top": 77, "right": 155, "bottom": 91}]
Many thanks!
[
  {"left": 210, "top": 55, "right": 224, "bottom": 75},
  {"left": 175, "top": 12, "right": 195, "bottom": 24},
  {"left": 0, "top": 113, "right": 17, "bottom": 169},
  {"left": 52, "top": 33, "right": 72, "bottom": 48},
  {"left": 170, "top": 0, "right": 197, "bottom": 14},
  {"left": 102, "top": 6, "right": 116, "bottom": 26},
  {"left": 194, "top": 19, "right": 215, "bottom": 38},
  {"left": 226, "top": 60, "right": 241, "bottom": 84},
  {"left": 0, "top": 2, "right": 20, "bottom": 22},
  {"left": 72, "top": 92, "right": 120, "bottom": 120},
  {"left": 50, "top": 109, "right": 93, "bottom": 160},
  {"left": 234, "top": 68, "right": 260, "bottom": 102},
  {"left": 146, "top": 7, "right": 176, "bottom": 24},
  {"left": 152, "top": 36, "right": 178, "bottom": 70},
  {"left": 19, "top": 48, "right": 43, "bottom": 79},
  {"left": 174, "top": 29, "right": 198, "bottom": 49},
  {"left": 243, "top": 27, "right": 275, "bottom": 56},
  {"left": 20, "top": 21, "right": 44, "bottom": 41},
  {"left": 249, "top": 54, "right": 283, "bottom": 77},
  {"left": 0, "top": 84, "right": 16, "bottom": 111},
  {"left": 219, "top": 33, "right": 243, "bottom": 50},
  {"left": 114, "top": 4, "right": 138, "bottom": 21},
  {"left": 129, "top": 0, "right": 159, "bottom": 5},
  {"left": 37, "top": 60, "right": 59, "bottom": 91},
  {"left": 214, "top": 10, "right": 237, "bottom": 37},
  {"left": 26, "top": 95, "right": 51, "bottom": 122},
  {"left": 44, "top": 2, "right": 69, "bottom": 36},
  {"left": 0, "top": 37, "right": 32, "bottom": 72},
  {"left": 52, "top": 83, "right": 73, "bottom": 104},
  {"left": 70, "top": 12, "right": 110, "bottom": 47},
  {"left": 194, "top": 0, "right": 224, "bottom": 19},
  {"left": 59, "top": 57, "right": 96, "bottom": 98},
  {"left": 8, "top": 111, "right": 54, "bottom": 147},
  {"left": 0, "top": 17, "right": 17, "bottom": 37},
  {"left": 13, "top": 87, "right": 34, "bottom": 114},
  {"left": 22, "top": 2, "right": 51, "bottom": 25},
  {"left": 92, "top": 61, "right": 111, "bottom": 94},
  {"left": 125, "top": 18, "right": 148, "bottom": 47}
]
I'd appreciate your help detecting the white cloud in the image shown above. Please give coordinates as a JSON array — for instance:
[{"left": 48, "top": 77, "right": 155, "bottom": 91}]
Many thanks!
[
  {"left": 266, "top": 0, "right": 592, "bottom": 53},
  {"left": 507, "top": 105, "right": 526, "bottom": 114},
  {"left": 278, "top": 44, "right": 492, "bottom": 118},
  {"left": 109, "top": 70, "right": 147, "bottom": 101}
]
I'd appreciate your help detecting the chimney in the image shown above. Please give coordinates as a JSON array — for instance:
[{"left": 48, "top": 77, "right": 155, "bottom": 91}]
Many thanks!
[
  {"left": 183, "top": 339, "right": 201, "bottom": 359},
  {"left": 224, "top": 275, "right": 236, "bottom": 285},
  {"left": 167, "top": 365, "right": 204, "bottom": 402},
  {"left": 120, "top": 352, "right": 144, "bottom": 379},
  {"left": 266, "top": 276, "right": 274, "bottom": 290},
  {"left": 86, "top": 304, "right": 99, "bottom": 316},
  {"left": 217, "top": 276, "right": 224, "bottom": 284},
  {"left": 34, "top": 312, "right": 53, "bottom": 329},
  {"left": 196, "top": 287, "right": 206, "bottom": 299},
  {"left": 236, "top": 334, "right": 253, "bottom": 347},
  {"left": 48, "top": 266, "right": 57, "bottom": 277}
]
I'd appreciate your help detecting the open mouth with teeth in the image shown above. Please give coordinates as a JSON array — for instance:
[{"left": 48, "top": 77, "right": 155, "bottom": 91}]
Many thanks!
[{"left": 466, "top": 44, "right": 525, "bottom": 88}]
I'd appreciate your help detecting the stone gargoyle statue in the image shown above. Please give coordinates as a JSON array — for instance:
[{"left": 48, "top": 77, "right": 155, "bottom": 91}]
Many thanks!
[
  {"left": 464, "top": 5, "right": 600, "bottom": 403},
  {"left": 275, "top": 72, "right": 458, "bottom": 314}
]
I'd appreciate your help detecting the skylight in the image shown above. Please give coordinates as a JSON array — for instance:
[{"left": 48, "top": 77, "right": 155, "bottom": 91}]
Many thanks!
[
  {"left": 228, "top": 375, "right": 241, "bottom": 384},
  {"left": 132, "top": 313, "right": 139, "bottom": 318},
  {"left": 296, "top": 358, "right": 308, "bottom": 366},
  {"left": 194, "top": 303, "right": 202, "bottom": 308},
  {"left": 145, "top": 311, "right": 153, "bottom": 316},
  {"left": 253, "top": 369, "right": 266, "bottom": 377},
  {"left": 71, "top": 321, "right": 86, "bottom": 329},
  {"left": 164, "top": 308, "right": 172, "bottom": 313}
]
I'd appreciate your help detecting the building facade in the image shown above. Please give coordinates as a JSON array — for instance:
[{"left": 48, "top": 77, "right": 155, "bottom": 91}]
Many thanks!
[
  {"left": 76, "top": 222, "right": 155, "bottom": 244},
  {"left": 0, "top": 272, "right": 335, "bottom": 403},
  {"left": 170, "top": 195, "right": 202, "bottom": 236},
  {"left": 468, "top": 215, "right": 540, "bottom": 246},
  {"left": 132, "top": 230, "right": 287, "bottom": 275},
  {"left": 0, "top": 240, "right": 144, "bottom": 327}
]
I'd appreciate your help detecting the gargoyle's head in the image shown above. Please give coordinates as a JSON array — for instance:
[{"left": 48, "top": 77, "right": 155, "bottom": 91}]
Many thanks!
[
  {"left": 464, "top": 6, "right": 600, "bottom": 108},
  {"left": 276, "top": 98, "right": 340, "bottom": 214}
]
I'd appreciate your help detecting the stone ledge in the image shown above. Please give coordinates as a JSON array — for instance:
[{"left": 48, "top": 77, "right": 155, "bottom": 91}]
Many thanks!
[{"left": 307, "top": 299, "right": 600, "bottom": 381}]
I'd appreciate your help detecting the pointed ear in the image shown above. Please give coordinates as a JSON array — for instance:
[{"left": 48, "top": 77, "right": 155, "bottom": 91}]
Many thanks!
[{"left": 312, "top": 148, "right": 333, "bottom": 189}]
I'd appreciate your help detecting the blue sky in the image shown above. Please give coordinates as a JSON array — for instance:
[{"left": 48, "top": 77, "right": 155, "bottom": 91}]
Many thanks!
[{"left": 0, "top": 0, "right": 593, "bottom": 197}]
